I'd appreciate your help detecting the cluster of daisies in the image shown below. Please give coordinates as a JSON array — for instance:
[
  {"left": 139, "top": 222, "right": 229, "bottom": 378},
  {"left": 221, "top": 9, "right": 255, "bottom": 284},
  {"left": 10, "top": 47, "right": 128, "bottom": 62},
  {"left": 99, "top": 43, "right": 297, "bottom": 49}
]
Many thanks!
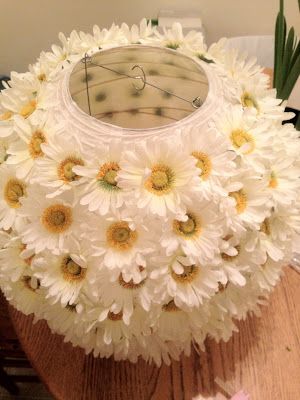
[{"left": 0, "top": 20, "right": 300, "bottom": 365}]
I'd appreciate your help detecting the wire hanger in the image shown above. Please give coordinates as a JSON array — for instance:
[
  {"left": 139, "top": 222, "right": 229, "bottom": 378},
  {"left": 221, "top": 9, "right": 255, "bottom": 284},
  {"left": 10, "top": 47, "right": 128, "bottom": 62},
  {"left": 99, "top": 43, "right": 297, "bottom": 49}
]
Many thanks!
[{"left": 81, "top": 53, "right": 203, "bottom": 116}]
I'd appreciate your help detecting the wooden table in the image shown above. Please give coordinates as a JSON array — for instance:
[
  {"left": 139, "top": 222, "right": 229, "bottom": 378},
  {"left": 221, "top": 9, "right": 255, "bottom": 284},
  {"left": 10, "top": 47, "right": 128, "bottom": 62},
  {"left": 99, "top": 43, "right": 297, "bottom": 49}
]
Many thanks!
[{"left": 8, "top": 268, "right": 300, "bottom": 400}]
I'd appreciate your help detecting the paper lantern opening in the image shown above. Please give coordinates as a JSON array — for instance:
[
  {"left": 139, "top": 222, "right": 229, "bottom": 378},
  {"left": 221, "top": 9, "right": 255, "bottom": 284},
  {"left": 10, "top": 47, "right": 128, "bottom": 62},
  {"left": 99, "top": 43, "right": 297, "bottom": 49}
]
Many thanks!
[{"left": 69, "top": 45, "right": 209, "bottom": 129}]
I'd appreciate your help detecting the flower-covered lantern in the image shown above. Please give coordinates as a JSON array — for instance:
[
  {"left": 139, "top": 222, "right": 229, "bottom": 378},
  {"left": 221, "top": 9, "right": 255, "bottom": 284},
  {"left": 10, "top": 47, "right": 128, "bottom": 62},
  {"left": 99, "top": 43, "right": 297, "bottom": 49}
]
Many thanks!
[{"left": 0, "top": 20, "right": 299, "bottom": 365}]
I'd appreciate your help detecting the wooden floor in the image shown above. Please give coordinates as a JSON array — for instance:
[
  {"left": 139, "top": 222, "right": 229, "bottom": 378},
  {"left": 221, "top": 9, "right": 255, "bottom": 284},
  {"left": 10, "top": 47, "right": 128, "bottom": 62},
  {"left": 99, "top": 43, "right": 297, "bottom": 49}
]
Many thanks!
[{"left": 8, "top": 267, "right": 300, "bottom": 400}]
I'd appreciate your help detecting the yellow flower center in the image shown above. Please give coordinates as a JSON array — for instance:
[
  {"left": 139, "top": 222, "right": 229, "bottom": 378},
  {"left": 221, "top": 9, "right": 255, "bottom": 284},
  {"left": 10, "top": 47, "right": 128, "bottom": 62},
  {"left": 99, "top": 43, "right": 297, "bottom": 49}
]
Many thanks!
[
  {"left": 20, "top": 244, "right": 34, "bottom": 266},
  {"left": 0, "top": 111, "right": 13, "bottom": 121},
  {"left": 217, "top": 282, "right": 229, "bottom": 292},
  {"left": 221, "top": 245, "right": 241, "bottom": 261},
  {"left": 229, "top": 189, "right": 247, "bottom": 214},
  {"left": 241, "top": 91, "right": 259, "bottom": 111},
  {"left": 145, "top": 164, "right": 174, "bottom": 195},
  {"left": 61, "top": 256, "right": 87, "bottom": 282},
  {"left": 22, "top": 276, "right": 39, "bottom": 292},
  {"left": 4, "top": 178, "right": 26, "bottom": 208},
  {"left": 166, "top": 42, "right": 180, "bottom": 50},
  {"left": 41, "top": 204, "right": 73, "bottom": 233},
  {"left": 230, "top": 129, "right": 255, "bottom": 154},
  {"left": 163, "top": 300, "right": 180, "bottom": 312},
  {"left": 97, "top": 162, "right": 120, "bottom": 191},
  {"left": 106, "top": 221, "right": 137, "bottom": 251},
  {"left": 171, "top": 263, "right": 199, "bottom": 284},
  {"left": 260, "top": 218, "right": 271, "bottom": 235},
  {"left": 191, "top": 151, "right": 212, "bottom": 180},
  {"left": 269, "top": 171, "right": 278, "bottom": 189},
  {"left": 19, "top": 100, "right": 37, "bottom": 118},
  {"left": 173, "top": 213, "right": 200, "bottom": 239},
  {"left": 38, "top": 73, "right": 47, "bottom": 82},
  {"left": 28, "top": 130, "right": 46, "bottom": 159},
  {"left": 118, "top": 273, "right": 146, "bottom": 289},
  {"left": 108, "top": 311, "right": 123, "bottom": 321},
  {"left": 58, "top": 156, "right": 84, "bottom": 182},
  {"left": 66, "top": 303, "right": 77, "bottom": 312}
]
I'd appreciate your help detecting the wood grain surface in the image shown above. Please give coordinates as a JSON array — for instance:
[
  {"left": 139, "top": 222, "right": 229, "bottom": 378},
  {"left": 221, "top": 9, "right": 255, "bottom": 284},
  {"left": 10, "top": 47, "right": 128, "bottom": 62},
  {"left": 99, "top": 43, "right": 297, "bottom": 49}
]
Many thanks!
[{"left": 8, "top": 267, "right": 300, "bottom": 400}]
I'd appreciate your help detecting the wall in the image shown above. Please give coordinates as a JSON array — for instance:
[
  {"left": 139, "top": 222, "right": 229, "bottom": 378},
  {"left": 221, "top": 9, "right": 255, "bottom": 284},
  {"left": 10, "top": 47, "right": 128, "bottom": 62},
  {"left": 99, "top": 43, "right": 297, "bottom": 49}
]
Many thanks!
[{"left": 0, "top": 0, "right": 299, "bottom": 74}]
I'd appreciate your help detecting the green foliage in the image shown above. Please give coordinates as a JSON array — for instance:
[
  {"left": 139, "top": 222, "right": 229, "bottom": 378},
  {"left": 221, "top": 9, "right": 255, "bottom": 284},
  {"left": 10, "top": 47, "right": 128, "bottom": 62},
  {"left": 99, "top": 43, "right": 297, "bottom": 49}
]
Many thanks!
[{"left": 273, "top": 0, "right": 300, "bottom": 101}]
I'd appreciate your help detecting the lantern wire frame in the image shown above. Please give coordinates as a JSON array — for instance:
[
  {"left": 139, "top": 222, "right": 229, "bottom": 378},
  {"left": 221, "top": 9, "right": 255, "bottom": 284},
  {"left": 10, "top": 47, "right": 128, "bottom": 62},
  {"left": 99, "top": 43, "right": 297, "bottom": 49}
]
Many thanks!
[{"left": 81, "top": 52, "right": 203, "bottom": 117}]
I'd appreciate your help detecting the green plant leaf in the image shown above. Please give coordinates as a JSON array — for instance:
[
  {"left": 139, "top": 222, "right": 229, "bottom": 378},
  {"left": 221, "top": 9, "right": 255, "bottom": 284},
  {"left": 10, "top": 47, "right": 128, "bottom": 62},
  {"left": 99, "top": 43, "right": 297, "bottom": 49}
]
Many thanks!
[
  {"left": 274, "top": 14, "right": 280, "bottom": 87},
  {"left": 282, "top": 27, "right": 295, "bottom": 84},
  {"left": 276, "top": 17, "right": 287, "bottom": 92},
  {"left": 289, "top": 40, "right": 300, "bottom": 72},
  {"left": 296, "top": 113, "right": 300, "bottom": 131},
  {"left": 279, "top": 52, "right": 300, "bottom": 99},
  {"left": 274, "top": 1, "right": 287, "bottom": 93}
]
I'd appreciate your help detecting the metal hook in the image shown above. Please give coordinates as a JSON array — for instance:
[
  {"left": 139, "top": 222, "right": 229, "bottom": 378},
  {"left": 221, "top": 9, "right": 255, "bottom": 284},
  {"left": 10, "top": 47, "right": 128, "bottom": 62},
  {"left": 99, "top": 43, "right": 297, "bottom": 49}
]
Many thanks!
[
  {"left": 81, "top": 53, "right": 92, "bottom": 65},
  {"left": 131, "top": 65, "right": 146, "bottom": 91},
  {"left": 192, "top": 96, "right": 202, "bottom": 109}
]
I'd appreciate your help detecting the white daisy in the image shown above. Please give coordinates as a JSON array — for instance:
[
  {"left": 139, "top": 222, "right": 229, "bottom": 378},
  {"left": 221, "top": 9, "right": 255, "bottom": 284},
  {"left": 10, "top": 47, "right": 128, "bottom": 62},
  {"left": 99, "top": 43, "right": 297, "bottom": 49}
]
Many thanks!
[
  {"left": 220, "top": 47, "right": 264, "bottom": 82},
  {"left": 251, "top": 257, "right": 284, "bottom": 292},
  {"left": 0, "top": 164, "right": 27, "bottom": 230},
  {"left": 117, "top": 261, "right": 148, "bottom": 285},
  {"left": 117, "top": 139, "right": 199, "bottom": 217},
  {"left": 33, "top": 240, "right": 96, "bottom": 307},
  {"left": 42, "top": 31, "right": 83, "bottom": 70},
  {"left": 84, "top": 304, "right": 145, "bottom": 345},
  {"left": 152, "top": 22, "right": 206, "bottom": 53},
  {"left": 73, "top": 140, "right": 126, "bottom": 215},
  {"left": 150, "top": 301, "right": 201, "bottom": 342},
  {"left": 90, "top": 265, "right": 151, "bottom": 324},
  {"left": 120, "top": 18, "right": 156, "bottom": 44},
  {"left": 32, "top": 132, "right": 85, "bottom": 197},
  {"left": 273, "top": 123, "right": 300, "bottom": 159},
  {"left": 0, "top": 232, "right": 35, "bottom": 282},
  {"left": 210, "top": 276, "right": 266, "bottom": 322},
  {"left": 221, "top": 171, "right": 270, "bottom": 231},
  {"left": 5, "top": 71, "right": 45, "bottom": 99},
  {"left": 79, "top": 23, "right": 122, "bottom": 53},
  {"left": 214, "top": 105, "right": 274, "bottom": 173},
  {"left": 19, "top": 186, "right": 85, "bottom": 254},
  {"left": 0, "top": 271, "right": 45, "bottom": 318},
  {"left": 245, "top": 207, "right": 299, "bottom": 264},
  {"left": 0, "top": 230, "right": 10, "bottom": 249},
  {"left": 183, "top": 125, "right": 236, "bottom": 200},
  {"left": 6, "top": 114, "right": 60, "bottom": 181},
  {"left": 205, "top": 38, "right": 228, "bottom": 63},
  {"left": 42, "top": 300, "right": 88, "bottom": 339},
  {"left": 237, "top": 75, "right": 285, "bottom": 119},
  {"left": 217, "top": 234, "right": 252, "bottom": 287},
  {"left": 200, "top": 299, "right": 240, "bottom": 341},
  {"left": 161, "top": 200, "right": 223, "bottom": 263},
  {"left": 264, "top": 154, "right": 300, "bottom": 208},
  {"left": 135, "top": 334, "right": 183, "bottom": 366},
  {"left": 88, "top": 211, "right": 155, "bottom": 269},
  {"left": 28, "top": 53, "right": 59, "bottom": 83},
  {"left": 0, "top": 79, "right": 54, "bottom": 123},
  {"left": 0, "top": 135, "right": 14, "bottom": 164},
  {"left": 0, "top": 101, "right": 15, "bottom": 138},
  {"left": 150, "top": 252, "right": 223, "bottom": 308}
]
